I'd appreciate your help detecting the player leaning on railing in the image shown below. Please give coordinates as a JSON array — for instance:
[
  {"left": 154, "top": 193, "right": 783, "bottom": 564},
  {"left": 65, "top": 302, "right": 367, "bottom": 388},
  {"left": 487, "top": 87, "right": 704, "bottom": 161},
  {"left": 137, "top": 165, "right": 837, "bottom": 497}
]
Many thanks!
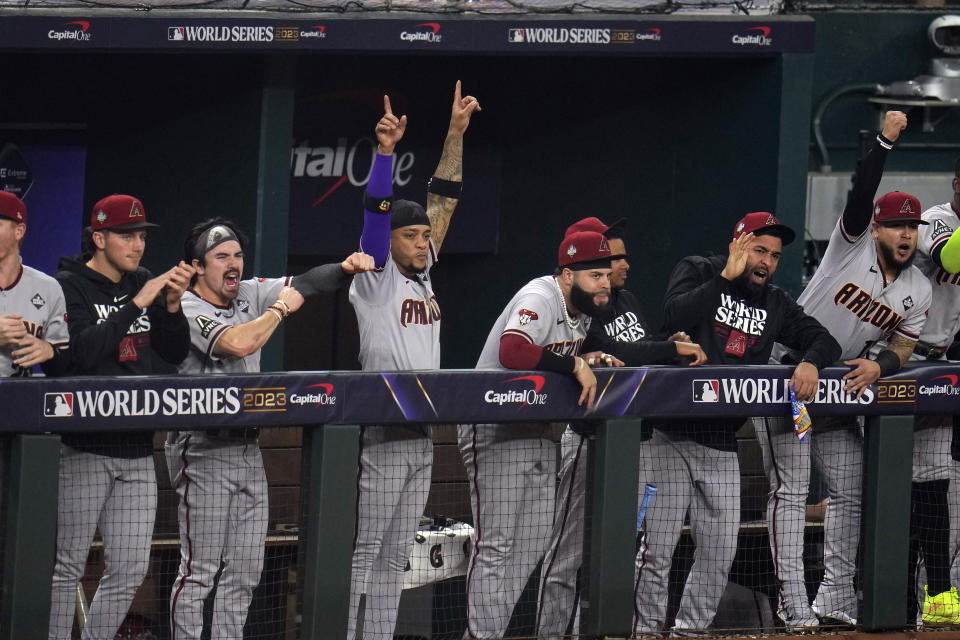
[
  {"left": 50, "top": 195, "right": 194, "bottom": 640},
  {"left": 756, "top": 111, "right": 932, "bottom": 631},
  {"left": 634, "top": 211, "right": 840, "bottom": 636}
]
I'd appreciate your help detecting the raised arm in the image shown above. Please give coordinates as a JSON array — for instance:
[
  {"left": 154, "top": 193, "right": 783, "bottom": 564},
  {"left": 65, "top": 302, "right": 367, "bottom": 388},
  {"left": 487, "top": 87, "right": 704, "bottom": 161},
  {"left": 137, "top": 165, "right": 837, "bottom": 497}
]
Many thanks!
[
  {"left": 426, "top": 80, "right": 481, "bottom": 252},
  {"left": 840, "top": 111, "right": 906, "bottom": 239},
  {"left": 360, "top": 95, "right": 407, "bottom": 268}
]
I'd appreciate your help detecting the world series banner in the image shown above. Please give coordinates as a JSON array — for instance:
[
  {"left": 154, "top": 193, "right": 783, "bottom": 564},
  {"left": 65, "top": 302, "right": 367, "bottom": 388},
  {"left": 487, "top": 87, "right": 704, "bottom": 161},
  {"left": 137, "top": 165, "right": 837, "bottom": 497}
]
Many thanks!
[
  {"left": 1, "top": 364, "right": 956, "bottom": 433},
  {"left": 0, "top": 16, "right": 815, "bottom": 54}
]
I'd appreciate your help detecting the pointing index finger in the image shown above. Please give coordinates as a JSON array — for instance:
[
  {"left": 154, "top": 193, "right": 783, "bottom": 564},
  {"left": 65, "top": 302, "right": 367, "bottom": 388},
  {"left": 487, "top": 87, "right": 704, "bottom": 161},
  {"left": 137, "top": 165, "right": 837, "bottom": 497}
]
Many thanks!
[
  {"left": 383, "top": 94, "right": 393, "bottom": 116},
  {"left": 454, "top": 80, "right": 462, "bottom": 104}
]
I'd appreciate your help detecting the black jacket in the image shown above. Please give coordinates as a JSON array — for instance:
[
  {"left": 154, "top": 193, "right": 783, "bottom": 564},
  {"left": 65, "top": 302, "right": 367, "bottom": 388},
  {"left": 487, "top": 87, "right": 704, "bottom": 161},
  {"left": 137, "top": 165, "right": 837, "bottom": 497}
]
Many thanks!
[
  {"left": 651, "top": 254, "right": 841, "bottom": 451},
  {"left": 582, "top": 288, "right": 678, "bottom": 366},
  {"left": 55, "top": 255, "right": 190, "bottom": 457}
]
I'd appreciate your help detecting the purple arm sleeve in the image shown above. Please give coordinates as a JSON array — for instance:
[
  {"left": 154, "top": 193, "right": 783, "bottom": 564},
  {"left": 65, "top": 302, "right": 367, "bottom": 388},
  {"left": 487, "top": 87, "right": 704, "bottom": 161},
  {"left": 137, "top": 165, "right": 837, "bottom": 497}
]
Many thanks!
[{"left": 360, "top": 152, "right": 393, "bottom": 268}]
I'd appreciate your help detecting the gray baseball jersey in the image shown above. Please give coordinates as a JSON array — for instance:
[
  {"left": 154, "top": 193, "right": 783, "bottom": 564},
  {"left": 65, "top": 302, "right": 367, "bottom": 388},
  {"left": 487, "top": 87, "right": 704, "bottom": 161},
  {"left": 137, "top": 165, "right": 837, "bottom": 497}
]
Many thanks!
[
  {"left": 0, "top": 264, "right": 69, "bottom": 376},
  {"left": 177, "top": 276, "right": 290, "bottom": 375},
  {"left": 166, "top": 276, "right": 287, "bottom": 640},
  {"left": 476, "top": 275, "right": 590, "bottom": 370},
  {"left": 349, "top": 243, "right": 439, "bottom": 371},
  {"left": 914, "top": 202, "right": 960, "bottom": 349},
  {"left": 787, "top": 216, "right": 931, "bottom": 360}
]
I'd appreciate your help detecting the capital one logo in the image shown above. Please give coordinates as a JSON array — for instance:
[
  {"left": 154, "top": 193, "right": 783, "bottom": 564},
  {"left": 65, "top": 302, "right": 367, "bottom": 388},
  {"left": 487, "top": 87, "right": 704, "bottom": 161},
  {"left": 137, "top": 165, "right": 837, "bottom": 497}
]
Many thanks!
[
  {"left": 401, "top": 22, "right": 442, "bottom": 43},
  {"left": 919, "top": 374, "right": 960, "bottom": 397},
  {"left": 289, "top": 382, "right": 337, "bottom": 406},
  {"left": 484, "top": 375, "right": 548, "bottom": 408},
  {"left": 48, "top": 20, "right": 92, "bottom": 42},
  {"left": 636, "top": 28, "right": 662, "bottom": 41},
  {"left": 732, "top": 26, "right": 772, "bottom": 46}
]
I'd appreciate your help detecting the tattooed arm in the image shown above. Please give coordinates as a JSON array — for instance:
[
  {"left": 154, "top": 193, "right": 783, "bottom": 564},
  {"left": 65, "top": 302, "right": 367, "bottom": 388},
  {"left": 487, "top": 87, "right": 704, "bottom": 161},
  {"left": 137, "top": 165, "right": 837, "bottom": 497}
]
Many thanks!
[{"left": 426, "top": 80, "right": 481, "bottom": 252}]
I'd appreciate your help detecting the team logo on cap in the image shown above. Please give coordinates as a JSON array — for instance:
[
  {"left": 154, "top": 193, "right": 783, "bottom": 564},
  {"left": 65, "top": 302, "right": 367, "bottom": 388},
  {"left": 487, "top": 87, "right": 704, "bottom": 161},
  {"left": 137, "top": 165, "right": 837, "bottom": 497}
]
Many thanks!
[
  {"left": 900, "top": 199, "right": 915, "bottom": 215},
  {"left": 566, "top": 244, "right": 577, "bottom": 259},
  {"left": 96, "top": 210, "right": 108, "bottom": 224},
  {"left": 518, "top": 309, "right": 538, "bottom": 325},
  {"left": 31, "top": 293, "right": 45, "bottom": 309},
  {"left": 129, "top": 200, "right": 144, "bottom": 219},
  {"left": 765, "top": 215, "right": 776, "bottom": 225},
  {"left": 736, "top": 222, "right": 745, "bottom": 233}
]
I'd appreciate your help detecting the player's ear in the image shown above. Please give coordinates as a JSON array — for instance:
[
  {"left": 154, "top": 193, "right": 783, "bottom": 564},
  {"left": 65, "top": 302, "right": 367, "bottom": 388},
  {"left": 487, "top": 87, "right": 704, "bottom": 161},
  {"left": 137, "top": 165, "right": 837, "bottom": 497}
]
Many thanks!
[
  {"left": 92, "top": 230, "right": 107, "bottom": 250},
  {"left": 191, "top": 257, "right": 203, "bottom": 273}
]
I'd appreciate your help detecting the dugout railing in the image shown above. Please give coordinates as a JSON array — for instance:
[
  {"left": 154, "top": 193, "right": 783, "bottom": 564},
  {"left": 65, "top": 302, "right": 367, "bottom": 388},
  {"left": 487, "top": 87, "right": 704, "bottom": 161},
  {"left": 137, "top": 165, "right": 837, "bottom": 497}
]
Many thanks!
[{"left": 0, "top": 363, "right": 955, "bottom": 640}]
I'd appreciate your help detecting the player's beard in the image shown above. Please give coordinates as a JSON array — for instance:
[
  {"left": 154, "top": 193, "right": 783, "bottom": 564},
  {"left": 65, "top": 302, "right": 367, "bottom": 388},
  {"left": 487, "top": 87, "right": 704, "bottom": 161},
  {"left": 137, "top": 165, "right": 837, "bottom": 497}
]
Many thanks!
[
  {"left": 570, "top": 281, "right": 611, "bottom": 319},
  {"left": 734, "top": 270, "right": 767, "bottom": 297},
  {"left": 878, "top": 238, "right": 916, "bottom": 275}
]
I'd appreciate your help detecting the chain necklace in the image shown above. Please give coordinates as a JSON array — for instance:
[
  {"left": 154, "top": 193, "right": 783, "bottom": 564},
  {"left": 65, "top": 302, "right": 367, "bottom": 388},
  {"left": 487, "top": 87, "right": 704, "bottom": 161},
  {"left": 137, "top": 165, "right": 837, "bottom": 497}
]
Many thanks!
[{"left": 553, "top": 276, "right": 580, "bottom": 330}]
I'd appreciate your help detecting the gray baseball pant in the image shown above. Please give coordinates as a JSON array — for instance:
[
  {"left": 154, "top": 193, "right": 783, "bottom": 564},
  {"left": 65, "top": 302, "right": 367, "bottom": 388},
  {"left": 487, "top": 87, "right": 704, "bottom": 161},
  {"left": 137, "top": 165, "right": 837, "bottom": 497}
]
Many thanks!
[
  {"left": 49, "top": 445, "right": 156, "bottom": 640},
  {"left": 166, "top": 436, "right": 267, "bottom": 640},
  {"left": 633, "top": 429, "right": 739, "bottom": 635},
  {"left": 349, "top": 427, "right": 432, "bottom": 640}
]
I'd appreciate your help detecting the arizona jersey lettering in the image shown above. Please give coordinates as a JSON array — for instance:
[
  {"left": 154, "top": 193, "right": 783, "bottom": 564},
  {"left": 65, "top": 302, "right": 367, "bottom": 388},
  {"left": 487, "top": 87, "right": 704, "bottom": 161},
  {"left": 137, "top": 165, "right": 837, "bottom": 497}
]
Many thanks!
[{"left": 350, "top": 241, "right": 440, "bottom": 371}]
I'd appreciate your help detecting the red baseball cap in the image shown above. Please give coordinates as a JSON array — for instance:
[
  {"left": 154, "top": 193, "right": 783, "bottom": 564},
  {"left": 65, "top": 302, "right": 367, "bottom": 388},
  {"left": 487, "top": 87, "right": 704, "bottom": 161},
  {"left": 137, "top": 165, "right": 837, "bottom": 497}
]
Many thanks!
[
  {"left": 565, "top": 216, "right": 628, "bottom": 239},
  {"left": 733, "top": 212, "right": 796, "bottom": 246},
  {"left": 873, "top": 192, "right": 928, "bottom": 225},
  {"left": 558, "top": 231, "right": 615, "bottom": 270},
  {"left": 0, "top": 191, "right": 26, "bottom": 224},
  {"left": 90, "top": 195, "right": 159, "bottom": 232}
]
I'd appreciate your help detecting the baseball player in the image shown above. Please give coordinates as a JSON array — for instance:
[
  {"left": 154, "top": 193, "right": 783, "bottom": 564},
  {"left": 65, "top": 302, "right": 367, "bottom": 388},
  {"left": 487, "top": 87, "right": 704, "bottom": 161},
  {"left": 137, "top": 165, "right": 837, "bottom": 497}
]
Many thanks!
[
  {"left": 166, "top": 218, "right": 373, "bottom": 640},
  {"left": 0, "top": 190, "right": 69, "bottom": 378},
  {"left": 753, "top": 111, "right": 932, "bottom": 630},
  {"left": 634, "top": 212, "right": 840, "bottom": 636},
  {"left": 460, "top": 229, "right": 621, "bottom": 639},
  {"left": 50, "top": 195, "right": 194, "bottom": 640},
  {"left": 536, "top": 216, "right": 707, "bottom": 639},
  {"left": 348, "top": 82, "right": 480, "bottom": 640},
  {"left": 891, "top": 161, "right": 960, "bottom": 625}
]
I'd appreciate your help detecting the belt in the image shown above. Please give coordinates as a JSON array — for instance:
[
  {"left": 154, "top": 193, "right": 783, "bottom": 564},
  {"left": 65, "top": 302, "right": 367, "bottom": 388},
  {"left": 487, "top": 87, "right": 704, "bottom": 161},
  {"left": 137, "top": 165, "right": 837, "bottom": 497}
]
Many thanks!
[
  {"left": 215, "top": 427, "right": 260, "bottom": 440},
  {"left": 915, "top": 341, "right": 947, "bottom": 360}
]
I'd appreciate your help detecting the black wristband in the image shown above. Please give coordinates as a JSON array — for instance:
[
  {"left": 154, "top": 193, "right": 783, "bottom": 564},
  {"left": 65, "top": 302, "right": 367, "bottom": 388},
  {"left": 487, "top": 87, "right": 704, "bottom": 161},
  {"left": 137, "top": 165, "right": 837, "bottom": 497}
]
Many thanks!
[
  {"left": 363, "top": 192, "right": 392, "bottom": 214},
  {"left": 427, "top": 176, "right": 463, "bottom": 199},
  {"left": 874, "top": 349, "right": 901, "bottom": 377},
  {"left": 536, "top": 349, "right": 576, "bottom": 374}
]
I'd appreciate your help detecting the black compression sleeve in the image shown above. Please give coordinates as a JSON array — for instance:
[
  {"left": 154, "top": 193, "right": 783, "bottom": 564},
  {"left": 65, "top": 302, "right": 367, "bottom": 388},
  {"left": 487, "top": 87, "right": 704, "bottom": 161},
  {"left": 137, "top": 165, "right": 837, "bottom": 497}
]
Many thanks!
[{"left": 536, "top": 349, "right": 577, "bottom": 374}]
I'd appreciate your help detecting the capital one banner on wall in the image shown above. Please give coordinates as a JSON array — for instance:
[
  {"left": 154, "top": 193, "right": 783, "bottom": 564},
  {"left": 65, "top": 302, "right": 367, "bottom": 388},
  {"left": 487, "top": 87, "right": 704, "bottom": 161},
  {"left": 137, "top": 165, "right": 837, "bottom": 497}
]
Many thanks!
[{"left": 289, "top": 88, "right": 501, "bottom": 256}]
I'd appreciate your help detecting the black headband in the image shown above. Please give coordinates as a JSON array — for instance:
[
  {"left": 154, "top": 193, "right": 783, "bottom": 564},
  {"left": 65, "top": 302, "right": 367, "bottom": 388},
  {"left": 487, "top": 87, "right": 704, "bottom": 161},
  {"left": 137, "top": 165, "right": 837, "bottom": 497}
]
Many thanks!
[{"left": 193, "top": 224, "right": 240, "bottom": 260}]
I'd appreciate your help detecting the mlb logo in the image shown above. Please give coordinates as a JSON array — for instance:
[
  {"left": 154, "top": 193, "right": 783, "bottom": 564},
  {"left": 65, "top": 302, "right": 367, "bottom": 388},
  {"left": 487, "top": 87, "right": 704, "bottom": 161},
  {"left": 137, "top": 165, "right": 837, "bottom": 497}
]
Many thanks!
[
  {"left": 692, "top": 379, "right": 720, "bottom": 403},
  {"left": 508, "top": 29, "right": 525, "bottom": 43},
  {"left": 44, "top": 392, "right": 74, "bottom": 417},
  {"left": 168, "top": 27, "right": 185, "bottom": 41}
]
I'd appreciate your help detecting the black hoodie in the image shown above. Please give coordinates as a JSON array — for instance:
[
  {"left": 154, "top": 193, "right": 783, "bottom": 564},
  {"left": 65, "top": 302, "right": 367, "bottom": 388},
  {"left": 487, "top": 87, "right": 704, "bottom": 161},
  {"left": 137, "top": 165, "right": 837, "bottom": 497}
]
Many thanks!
[
  {"left": 55, "top": 254, "right": 190, "bottom": 457},
  {"left": 649, "top": 253, "right": 841, "bottom": 451}
]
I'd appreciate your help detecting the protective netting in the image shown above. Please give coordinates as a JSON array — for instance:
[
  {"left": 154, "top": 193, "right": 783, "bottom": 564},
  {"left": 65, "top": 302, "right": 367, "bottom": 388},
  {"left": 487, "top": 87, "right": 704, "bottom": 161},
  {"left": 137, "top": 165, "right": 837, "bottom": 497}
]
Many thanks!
[
  {"left": 46, "top": 428, "right": 300, "bottom": 640},
  {"left": 6, "top": 416, "right": 959, "bottom": 638}
]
